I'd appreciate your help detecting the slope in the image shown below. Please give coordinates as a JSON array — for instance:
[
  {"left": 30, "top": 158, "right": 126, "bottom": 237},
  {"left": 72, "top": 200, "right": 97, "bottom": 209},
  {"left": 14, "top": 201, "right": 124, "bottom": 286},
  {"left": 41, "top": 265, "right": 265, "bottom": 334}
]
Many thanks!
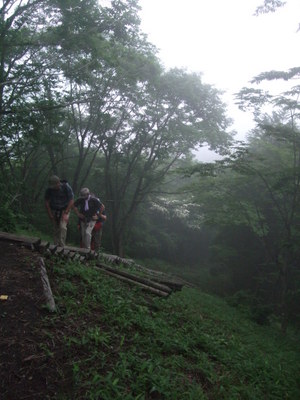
[{"left": 0, "top": 238, "right": 299, "bottom": 399}]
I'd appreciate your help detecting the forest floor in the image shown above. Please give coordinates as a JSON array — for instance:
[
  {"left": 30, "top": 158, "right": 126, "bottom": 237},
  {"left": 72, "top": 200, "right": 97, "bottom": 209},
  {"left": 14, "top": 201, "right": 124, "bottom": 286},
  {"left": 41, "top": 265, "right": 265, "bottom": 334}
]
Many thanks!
[
  {"left": 1, "top": 238, "right": 300, "bottom": 400},
  {"left": 0, "top": 240, "right": 67, "bottom": 400}
]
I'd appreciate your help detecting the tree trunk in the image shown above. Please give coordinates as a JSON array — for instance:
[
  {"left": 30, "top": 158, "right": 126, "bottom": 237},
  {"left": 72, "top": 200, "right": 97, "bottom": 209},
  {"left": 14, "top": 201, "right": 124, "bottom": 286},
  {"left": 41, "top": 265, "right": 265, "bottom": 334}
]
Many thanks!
[
  {"left": 279, "top": 258, "right": 289, "bottom": 334},
  {"left": 112, "top": 230, "right": 124, "bottom": 257}
]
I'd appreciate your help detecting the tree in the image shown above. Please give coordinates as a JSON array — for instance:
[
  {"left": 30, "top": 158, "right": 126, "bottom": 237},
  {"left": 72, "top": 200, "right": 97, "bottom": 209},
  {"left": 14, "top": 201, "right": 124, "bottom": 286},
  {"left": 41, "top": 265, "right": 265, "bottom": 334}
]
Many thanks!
[
  {"left": 0, "top": 0, "right": 156, "bottom": 202},
  {"left": 0, "top": 0, "right": 68, "bottom": 214},
  {"left": 98, "top": 68, "right": 232, "bottom": 255},
  {"left": 186, "top": 71, "right": 300, "bottom": 329},
  {"left": 0, "top": 0, "right": 233, "bottom": 261}
]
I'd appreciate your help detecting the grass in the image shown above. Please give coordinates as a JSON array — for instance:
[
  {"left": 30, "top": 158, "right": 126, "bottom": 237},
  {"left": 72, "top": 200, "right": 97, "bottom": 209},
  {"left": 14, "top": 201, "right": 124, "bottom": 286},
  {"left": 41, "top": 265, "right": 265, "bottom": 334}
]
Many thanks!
[
  {"left": 16, "top": 225, "right": 55, "bottom": 243},
  {"left": 15, "top": 223, "right": 84, "bottom": 249},
  {"left": 40, "top": 257, "right": 300, "bottom": 400}
]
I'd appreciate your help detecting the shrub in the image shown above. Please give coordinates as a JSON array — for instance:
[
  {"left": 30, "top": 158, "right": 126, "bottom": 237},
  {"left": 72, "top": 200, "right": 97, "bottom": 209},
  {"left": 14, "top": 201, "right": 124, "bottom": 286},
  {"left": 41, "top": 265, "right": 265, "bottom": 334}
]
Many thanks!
[{"left": 0, "top": 202, "right": 17, "bottom": 232}]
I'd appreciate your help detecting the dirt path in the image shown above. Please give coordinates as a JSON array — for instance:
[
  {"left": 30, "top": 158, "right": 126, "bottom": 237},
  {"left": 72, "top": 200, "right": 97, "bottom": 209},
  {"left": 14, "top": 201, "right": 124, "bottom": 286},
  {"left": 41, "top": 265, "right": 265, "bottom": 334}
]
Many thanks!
[
  {"left": 0, "top": 237, "right": 184, "bottom": 399},
  {"left": 0, "top": 241, "right": 60, "bottom": 399}
]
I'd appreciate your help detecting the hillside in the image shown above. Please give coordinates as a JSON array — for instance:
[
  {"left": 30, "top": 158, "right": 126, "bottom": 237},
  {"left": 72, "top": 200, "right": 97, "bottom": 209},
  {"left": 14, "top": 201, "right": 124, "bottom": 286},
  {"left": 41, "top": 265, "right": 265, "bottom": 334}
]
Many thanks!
[{"left": 0, "top": 236, "right": 299, "bottom": 399}]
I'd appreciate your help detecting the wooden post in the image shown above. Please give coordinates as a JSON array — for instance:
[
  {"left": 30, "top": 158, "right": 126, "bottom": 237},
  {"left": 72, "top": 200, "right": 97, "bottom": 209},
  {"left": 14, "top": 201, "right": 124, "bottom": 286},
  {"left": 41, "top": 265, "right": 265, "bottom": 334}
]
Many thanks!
[{"left": 39, "top": 257, "right": 56, "bottom": 312}]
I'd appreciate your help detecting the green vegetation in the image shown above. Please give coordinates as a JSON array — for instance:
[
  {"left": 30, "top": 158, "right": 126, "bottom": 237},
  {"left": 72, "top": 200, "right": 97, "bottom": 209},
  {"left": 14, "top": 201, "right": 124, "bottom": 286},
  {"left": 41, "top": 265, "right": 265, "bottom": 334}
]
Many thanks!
[
  {"left": 42, "top": 257, "right": 300, "bottom": 399},
  {"left": 1, "top": 0, "right": 300, "bottom": 368},
  {"left": 0, "top": 0, "right": 232, "bottom": 257}
]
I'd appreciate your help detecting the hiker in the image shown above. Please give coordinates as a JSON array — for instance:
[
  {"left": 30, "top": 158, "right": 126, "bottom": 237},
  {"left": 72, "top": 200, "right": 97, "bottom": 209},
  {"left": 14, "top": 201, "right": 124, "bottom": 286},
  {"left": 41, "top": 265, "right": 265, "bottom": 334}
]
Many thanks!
[
  {"left": 45, "top": 175, "right": 74, "bottom": 247},
  {"left": 73, "top": 188, "right": 102, "bottom": 250},
  {"left": 92, "top": 203, "right": 107, "bottom": 251}
]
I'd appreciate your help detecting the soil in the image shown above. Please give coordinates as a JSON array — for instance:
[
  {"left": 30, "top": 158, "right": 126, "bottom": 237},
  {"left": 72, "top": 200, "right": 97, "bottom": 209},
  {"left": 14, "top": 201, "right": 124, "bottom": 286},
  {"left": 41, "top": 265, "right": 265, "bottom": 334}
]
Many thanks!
[
  {"left": 0, "top": 240, "right": 70, "bottom": 400},
  {"left": 1, "top": 238, "right": 180, "bottom": 399}
]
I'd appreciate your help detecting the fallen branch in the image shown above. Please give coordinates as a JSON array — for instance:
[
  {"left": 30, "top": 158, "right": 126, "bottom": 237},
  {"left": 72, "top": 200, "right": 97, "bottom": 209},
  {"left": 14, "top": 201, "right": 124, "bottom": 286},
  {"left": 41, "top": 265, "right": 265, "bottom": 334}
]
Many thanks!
[
  {"left": 96, "top": 262, "right": 172, "bottom": 294},
  {"left": 100, "top": 254, "right": 188, "bottom": 290},
  {"left": 39, "top": 257, "right": 56, "bottom": 312},
  {"left": 95, "top": 266, "right": 169, "bottom": 297},
  {"left": 0, "top": 231, "right": 41, "bottom": 248}
]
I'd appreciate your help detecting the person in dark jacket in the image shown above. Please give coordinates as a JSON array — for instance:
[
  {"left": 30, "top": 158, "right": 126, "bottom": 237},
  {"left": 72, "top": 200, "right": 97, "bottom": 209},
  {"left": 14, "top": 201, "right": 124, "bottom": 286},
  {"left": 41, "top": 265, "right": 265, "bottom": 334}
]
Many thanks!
[
  {"left": 45, "top": 175, "right": 74, "bottom": 247},
  {"left": 73, "top": 187, "right": 102, "bottom": 250}
]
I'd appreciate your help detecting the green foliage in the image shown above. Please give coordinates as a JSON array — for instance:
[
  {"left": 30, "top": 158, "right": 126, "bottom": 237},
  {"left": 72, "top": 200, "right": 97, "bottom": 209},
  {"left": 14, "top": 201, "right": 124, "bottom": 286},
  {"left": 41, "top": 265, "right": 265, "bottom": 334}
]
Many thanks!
[
  {"left": 0, "top": 179, "right": 27, "bottom": 232},
  {"left": 41, "top": 258, "right": 300, "bottom": 399},
  {"left": 184, "top": 82, "right": 300, "bottom": 325},
  {"left": 0, "top": 0, "right": 232, "bottom": 258},
  {"left": 0, "top": 202, "right": 17, "bottom": 232},
  {"left": 227, "top": 290, "right": 273, "bottom": 325},
  {"left": 1, "top": 0, "right": 300, "bottom": 341}
]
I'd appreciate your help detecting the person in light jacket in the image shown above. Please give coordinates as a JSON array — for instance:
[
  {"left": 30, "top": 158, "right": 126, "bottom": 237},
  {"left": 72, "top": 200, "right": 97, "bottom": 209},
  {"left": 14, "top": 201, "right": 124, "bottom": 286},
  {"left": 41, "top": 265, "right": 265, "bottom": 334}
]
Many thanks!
[{"left": 73, "top": 188, "right": 102, "bottom": 250}]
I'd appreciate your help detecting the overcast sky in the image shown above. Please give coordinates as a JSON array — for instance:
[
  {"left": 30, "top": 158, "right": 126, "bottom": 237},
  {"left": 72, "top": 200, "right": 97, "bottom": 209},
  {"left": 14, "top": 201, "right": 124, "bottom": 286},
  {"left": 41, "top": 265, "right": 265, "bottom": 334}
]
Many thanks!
[{"left": 138, "top": 0, "right": 300, "bottom": 158}]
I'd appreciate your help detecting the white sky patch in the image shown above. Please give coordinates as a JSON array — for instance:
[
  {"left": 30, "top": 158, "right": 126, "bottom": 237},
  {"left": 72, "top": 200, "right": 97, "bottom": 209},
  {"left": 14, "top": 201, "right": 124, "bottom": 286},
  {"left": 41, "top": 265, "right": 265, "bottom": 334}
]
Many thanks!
[{"left": 138, "top": 0, "right": 300, "bottom": 160}]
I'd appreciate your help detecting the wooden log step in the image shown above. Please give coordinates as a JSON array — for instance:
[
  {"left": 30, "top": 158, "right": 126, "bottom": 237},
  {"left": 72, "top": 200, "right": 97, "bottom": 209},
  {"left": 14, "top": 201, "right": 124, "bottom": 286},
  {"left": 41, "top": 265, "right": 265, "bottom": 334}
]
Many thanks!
[
  {"left": 33, "top": 239, "right": 42, "bottom": 250},
  {"left": 124, "top": 263, "right": 188, "bottom": 290},
  {"left": 63, "top": 249, "right": 70, "bottom": 257},
  {"left": 0, "top": 232, "right": 188, "bottom": 295},
  {"left": 39, "top": 241, "right": 50, "bottom": 253},
  {"left": 95, "top": 267, "right": 169, "bottom": 297},
  {"left": 48, "top": 244, "right": 58, "bottom": 254},
  {"left": 69, "top": 251, "right": 76, "bottom": 259},
  {"left": 72, "top": 253, "right": 81, "bottom": 262},
  {"left": 152, "top": 279, "right": 184, "bottom": 291},
  {"left": 55, "top": 246, "right": 64, "bottom": 255},
  {"left": 0, "top": 231, "right": 41, "bottom": 247},
  {"left": 101, "top": 254, "right": 121, "bottom": 264},
  {"left": 63, "top": 245, "right": 91, "bottom": 255},
  {"left": 87, "top": 250, "right": 97, "bottom": 260},
  {"left": 96, "top": 262, "right": 172, "bottom": 294}
]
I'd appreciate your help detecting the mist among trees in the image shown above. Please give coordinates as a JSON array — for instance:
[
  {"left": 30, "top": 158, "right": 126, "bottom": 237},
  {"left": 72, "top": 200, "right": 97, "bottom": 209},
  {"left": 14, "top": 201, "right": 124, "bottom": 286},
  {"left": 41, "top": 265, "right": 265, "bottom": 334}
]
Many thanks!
[{"left": 1, "top": 0, "right": 300, "bottom": 331}]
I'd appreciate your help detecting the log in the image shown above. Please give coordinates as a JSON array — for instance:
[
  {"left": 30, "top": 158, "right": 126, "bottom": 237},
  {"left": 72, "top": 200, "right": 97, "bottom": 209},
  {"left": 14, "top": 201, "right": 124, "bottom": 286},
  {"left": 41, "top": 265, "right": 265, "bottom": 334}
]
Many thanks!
[
  {"left": 63, "top": 249, "right": 70, "bottom": 257},
  {"left": 39, "top": 241, "right": 50, "bottom": 251},
  {"left": 69, "top": 251, "right": 76, "bottom": 259},
  {"left": 48, "top": 244, "right": 58, "bottom": 254},
  {"left": 87, "top": 250, "right": 97, "bottom": 260},
  {"left": 100, "top": 253, "right": 189, "bottom": 291},
  {"left": 0, "top": 232, "right": 189, "bottom": 292},
  {"left": 151, "top": 279, "right": 184, "bottom": 291},
  {"left": 101, "top": 254, "right": 121, "bottom": 264},
  {"left": 63, "top": 245, "right": 91, "bottom": 255},
  {"left": 39, "top": 257, "right": 56, "bottom": 312},
  {"left": 95, "top": 267, "right": 169, "bottom": 297},
  {"left": 101, "top": 254, "right": 136, "bottom": 266},
  {"left": 0, "top": 231, "right": 41, "bottom": 247},
  {"left": 33, "top": 238, "right": 42, "bottom": 250},
  {"left": 73, "top": 253, "right": 81, "bottom": 262},
  {"left": 62, "top": 246, "right": 96, "bottom": 260},
  {"left": 118, "top": 261, "right": 192, "bottom": 289},
  {"left": 56, "top": 246, "right": 65, "bottom": 255},
  {"left": 96, "top": 262, "right": 172, "bottom": 294}
]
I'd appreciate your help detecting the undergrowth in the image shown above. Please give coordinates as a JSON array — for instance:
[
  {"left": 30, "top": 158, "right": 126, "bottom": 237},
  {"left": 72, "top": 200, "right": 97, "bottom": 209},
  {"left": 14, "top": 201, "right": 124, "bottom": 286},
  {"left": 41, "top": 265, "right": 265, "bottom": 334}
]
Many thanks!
[{"left": 41, "top": 258, "right": 299, "bottom": 399}]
